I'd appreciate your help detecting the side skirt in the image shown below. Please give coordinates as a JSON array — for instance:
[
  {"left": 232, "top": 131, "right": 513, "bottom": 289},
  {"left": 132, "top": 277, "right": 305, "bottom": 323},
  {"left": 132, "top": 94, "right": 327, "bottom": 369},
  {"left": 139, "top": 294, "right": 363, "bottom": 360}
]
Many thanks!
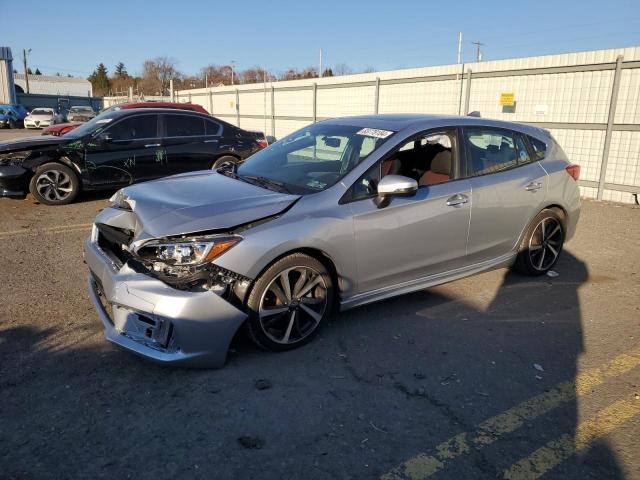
[{"left": 339, "top": 251, "right": 517, "bottom": 311}]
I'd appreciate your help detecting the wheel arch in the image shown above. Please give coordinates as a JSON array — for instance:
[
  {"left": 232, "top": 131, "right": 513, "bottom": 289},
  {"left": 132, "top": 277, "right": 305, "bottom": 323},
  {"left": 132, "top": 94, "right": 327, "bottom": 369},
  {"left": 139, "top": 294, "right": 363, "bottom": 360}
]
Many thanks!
[
  {"left": 543, "top": 203, "right": 568, "bottom": 229},
  {"left": 241, "top": 246, "right": 341, "bottom": 311},
  {"left": 211, "top": 153, "right": 241, "bottom": 168},
  {"left": 514, "top": 204, "right": 568, "bottom": 254}
]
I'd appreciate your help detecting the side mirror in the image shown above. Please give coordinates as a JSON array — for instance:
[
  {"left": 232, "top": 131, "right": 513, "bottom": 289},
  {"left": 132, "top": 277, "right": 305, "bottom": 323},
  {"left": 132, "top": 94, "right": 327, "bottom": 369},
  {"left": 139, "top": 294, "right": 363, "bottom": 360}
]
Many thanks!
[{"left": 375, "top": 174, "right": 418, "bottom": 208}]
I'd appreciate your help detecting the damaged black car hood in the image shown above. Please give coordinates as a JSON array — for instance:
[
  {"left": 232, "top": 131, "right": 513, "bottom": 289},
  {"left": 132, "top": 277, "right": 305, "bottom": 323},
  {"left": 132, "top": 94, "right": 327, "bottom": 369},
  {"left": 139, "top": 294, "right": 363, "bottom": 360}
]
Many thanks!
[
  {"left": 0, "top": 135, "right": 67, "bottom": 153},
  {"left": 117, "top": 170, "right": 300, "bottom": 239}
]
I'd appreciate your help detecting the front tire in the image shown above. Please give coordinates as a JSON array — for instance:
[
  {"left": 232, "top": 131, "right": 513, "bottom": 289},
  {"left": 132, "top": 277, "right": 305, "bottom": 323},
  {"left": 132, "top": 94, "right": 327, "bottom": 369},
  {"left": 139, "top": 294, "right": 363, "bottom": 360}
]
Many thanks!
[
  {"left": 211, "top": 155, "right": 238, "bottom": 169},
  {"left": 513, "top": 209, "right": 565, "bottom": 276},
  {"left": 245, "top": 253, "right": 334, "bottom": 352},
  {"left": 29, "top": 162, "right": 80, "bottom": 205}
]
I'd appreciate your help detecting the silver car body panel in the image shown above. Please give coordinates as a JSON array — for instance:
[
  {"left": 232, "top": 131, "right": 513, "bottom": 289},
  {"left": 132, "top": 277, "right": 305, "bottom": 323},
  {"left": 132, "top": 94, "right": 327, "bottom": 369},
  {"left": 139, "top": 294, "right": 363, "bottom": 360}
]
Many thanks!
[
  {"left": 86, "top": 114, "right": 581, "bottom": 366},
  {"left": 105, "top": 171, "right": 300, "bottom": 240}
]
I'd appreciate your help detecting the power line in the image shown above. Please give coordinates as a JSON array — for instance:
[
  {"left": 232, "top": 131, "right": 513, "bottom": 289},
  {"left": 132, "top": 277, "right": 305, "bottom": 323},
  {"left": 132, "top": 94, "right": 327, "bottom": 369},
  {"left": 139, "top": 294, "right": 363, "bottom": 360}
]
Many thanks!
[{"left": 471, "top": 41, "right": 484, "bottom": 62}]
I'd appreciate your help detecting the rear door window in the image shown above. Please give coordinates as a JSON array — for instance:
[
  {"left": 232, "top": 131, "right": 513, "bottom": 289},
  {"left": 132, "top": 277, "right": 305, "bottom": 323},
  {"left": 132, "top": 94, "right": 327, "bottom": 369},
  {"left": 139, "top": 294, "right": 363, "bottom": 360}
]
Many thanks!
[
  {"left": 165, "top": 114, "right": 205, "bottom": 137},
  {"left": 205, "top": 119, "right": 222, "bottom": 136},
  {"left": 464, "top": 128, "right": 525, "bottom": 176},
  {"left": 107, "top": 115, "right": 158, "bottom": 141}
]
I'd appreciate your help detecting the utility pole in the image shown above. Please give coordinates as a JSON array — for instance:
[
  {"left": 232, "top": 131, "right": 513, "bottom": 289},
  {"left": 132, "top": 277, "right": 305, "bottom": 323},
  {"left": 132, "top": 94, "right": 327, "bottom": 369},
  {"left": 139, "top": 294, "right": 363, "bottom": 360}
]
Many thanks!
[
  {"left": 457, "top": 32, "right": 462, "bottom": 64},
  {"left": 23, "top": 48, "right": 32, "bottom": 94},
  {"left": 205, "top": 73, "right": 208, "bottom": 89},
  {"left": 319, "top": 48, "right": 323, "bottom": 78},
  {"left": 471, "top": 41, "right": 484, "bottom": 62},
  {"left": 230, "top": 60, "right": 236, "bottom": 85}
]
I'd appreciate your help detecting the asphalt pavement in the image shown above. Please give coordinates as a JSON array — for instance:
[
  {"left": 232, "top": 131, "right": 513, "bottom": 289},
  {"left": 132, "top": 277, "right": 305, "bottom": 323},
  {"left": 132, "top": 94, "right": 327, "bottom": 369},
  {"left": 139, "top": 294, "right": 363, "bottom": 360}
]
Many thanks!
[{"left": 0, "top": 129, "right": 639, "bottom": 479}]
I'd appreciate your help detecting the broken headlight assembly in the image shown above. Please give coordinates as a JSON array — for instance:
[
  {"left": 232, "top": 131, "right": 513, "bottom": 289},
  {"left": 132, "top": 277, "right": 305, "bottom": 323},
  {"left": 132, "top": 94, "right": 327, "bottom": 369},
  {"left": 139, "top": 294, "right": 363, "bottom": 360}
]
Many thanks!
[
  {"left": 0, "top": 151, "right": 31, "bottom": 166},
  {"left": 134, "top": 235, "right": 245, "bottom": 293}
]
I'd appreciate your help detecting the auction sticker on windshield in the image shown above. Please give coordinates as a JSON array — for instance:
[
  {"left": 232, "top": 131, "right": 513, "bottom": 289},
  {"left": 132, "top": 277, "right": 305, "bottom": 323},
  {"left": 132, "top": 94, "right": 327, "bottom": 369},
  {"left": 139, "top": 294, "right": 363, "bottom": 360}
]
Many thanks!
[{"left": 357, "top": 128, "right": 394, "bottom": 139}]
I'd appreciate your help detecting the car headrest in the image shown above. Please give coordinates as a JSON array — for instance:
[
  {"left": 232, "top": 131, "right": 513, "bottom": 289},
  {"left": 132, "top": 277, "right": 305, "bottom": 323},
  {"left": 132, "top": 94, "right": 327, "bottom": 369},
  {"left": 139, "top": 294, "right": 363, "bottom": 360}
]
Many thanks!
[{"left": 431, "top": 150, "right": 451, "bottom": 175}]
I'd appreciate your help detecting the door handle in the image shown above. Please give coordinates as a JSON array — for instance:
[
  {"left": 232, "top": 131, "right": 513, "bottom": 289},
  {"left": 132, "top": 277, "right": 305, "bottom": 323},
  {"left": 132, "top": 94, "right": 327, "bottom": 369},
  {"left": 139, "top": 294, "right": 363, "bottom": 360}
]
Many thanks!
[
  {"left": 145, "top": 143, "right": 161, "bottom": 148},
  {"left": 204, "top": 139, "right": 219, "bottom": 143},
  {"left": 446, "top": 194, "right": 469, "bottom": 207},
  {"left": 525, "top": 181, "right": 542, "bottom": 191}
]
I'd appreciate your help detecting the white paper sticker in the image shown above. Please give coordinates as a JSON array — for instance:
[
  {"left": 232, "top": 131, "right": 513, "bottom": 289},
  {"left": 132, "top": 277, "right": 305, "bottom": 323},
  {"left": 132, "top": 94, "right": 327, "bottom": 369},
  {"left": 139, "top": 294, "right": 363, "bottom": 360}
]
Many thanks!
[{"left": 357, "top": 128, "right": 394, "bottom": 139}]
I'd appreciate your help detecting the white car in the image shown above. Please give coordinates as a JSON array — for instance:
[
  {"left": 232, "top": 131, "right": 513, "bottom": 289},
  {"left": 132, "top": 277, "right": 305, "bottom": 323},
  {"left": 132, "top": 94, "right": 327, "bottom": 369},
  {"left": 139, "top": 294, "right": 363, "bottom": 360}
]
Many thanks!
[{"left": 23, "top": 108, "right": 64, "bottom": 129}]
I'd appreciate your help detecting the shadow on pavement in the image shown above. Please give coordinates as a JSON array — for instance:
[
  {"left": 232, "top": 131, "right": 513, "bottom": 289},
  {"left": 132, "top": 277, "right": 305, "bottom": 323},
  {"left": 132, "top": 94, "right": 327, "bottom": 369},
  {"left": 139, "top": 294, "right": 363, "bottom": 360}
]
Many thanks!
[{"left": 0, "top": 252, "right": 627, "bottom": 479}]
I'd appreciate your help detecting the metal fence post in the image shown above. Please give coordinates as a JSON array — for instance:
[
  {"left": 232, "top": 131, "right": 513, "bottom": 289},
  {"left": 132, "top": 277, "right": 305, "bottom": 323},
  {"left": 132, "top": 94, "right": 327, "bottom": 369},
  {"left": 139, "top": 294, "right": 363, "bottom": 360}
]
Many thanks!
[
  {"left": 235, "top": 89, "right": 240, "bottom": 127},
  {"left": 208, "top": 90, "right": 213, "bottom": 114},
  {"left": 374, "top": 77, "right": 380, "bottom": 114},
  {"left": 597, "top": 55, "right": 624, "bottom": 200},
  {"left": 463, "top": 69, "right": 472, "bottom": 115},
  {"left": 188, "top": 92, "right": 192, "bottom": 103},
  {"left": 313, "top": 83, "right": 317, "bottom": 123},
  {"left": 457, "top": 63, "right": 465, "bottom": 115},
  {"left": 270, "top": 86, "right": 275, "bottom": 138}
]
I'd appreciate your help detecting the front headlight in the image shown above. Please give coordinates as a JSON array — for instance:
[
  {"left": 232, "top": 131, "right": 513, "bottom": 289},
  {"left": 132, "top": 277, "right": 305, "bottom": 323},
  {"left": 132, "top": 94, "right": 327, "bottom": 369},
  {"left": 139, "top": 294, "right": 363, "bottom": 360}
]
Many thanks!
[{"left": 136, "top": 236, "right": 242, "bottom": 267}]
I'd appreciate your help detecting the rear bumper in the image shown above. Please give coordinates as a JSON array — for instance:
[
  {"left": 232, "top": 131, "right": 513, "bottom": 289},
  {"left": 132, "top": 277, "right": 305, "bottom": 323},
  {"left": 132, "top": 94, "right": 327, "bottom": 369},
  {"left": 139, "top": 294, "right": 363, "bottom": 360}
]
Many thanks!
[
  {"left": 0, "top": 165, "right": 29, "bottom": 197},
  {"left": 84, "top": 236, "right": 247, "bottom": 367}
]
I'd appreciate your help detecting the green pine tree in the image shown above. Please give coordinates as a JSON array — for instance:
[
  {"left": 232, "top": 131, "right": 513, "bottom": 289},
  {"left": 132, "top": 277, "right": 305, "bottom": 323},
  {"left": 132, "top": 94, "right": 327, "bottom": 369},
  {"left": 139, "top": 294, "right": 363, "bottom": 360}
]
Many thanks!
[
  {"left": 88, "top": 63, "right": 110, "bottom": 95},
  {"left": 114, "top": 62, "right": 128, "bottom": 77}
]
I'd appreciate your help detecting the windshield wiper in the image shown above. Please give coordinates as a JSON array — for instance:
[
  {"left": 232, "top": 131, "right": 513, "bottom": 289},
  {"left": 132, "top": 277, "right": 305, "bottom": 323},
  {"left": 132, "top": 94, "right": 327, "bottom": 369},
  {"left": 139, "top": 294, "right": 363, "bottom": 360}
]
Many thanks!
[{"left": 241, "top": 175, "right": 291, "bottom": 194}]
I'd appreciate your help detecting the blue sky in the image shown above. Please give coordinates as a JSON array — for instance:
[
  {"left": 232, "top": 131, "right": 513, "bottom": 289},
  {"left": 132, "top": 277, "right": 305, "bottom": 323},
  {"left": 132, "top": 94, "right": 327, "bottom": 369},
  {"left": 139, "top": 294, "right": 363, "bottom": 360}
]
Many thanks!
[{"left": 2, "top": 0, "right": 639, "bottom": 77}]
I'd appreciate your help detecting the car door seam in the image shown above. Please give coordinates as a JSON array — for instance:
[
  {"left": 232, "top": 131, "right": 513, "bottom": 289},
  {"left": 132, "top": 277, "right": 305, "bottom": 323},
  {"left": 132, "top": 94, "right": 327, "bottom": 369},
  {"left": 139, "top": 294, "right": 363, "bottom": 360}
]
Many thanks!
[{"left": 466, "top": 183, "right": 473, "bottom": 255}]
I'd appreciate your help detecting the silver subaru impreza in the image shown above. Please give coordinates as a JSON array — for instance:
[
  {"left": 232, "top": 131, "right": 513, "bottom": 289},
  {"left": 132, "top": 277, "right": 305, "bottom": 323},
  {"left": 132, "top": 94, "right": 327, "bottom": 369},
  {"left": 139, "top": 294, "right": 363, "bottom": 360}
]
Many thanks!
[{"left": 85, "top": 114, "right": 581, "bottom": 367}]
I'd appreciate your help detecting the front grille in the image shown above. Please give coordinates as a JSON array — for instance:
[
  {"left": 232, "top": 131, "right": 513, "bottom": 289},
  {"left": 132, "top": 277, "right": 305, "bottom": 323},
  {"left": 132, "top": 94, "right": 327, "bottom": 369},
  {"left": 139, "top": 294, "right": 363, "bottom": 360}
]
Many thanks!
[{"left": 96, "top": 223, "right": 134, "bottom": 266}]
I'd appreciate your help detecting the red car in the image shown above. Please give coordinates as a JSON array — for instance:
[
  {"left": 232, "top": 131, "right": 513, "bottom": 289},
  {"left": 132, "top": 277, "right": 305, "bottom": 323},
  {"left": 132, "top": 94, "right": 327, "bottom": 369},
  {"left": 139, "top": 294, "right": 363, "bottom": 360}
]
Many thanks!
[{"left": 41, "top": 102, "right": 210, "bottom": 136}]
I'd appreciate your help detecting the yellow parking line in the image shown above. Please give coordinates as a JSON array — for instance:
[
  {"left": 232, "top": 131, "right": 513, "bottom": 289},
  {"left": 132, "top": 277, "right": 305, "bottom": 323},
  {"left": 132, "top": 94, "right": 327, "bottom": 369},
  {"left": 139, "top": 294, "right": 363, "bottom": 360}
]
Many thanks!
[
  {"left": 0, "top": 223, "right": 92, "bottom": 239},
  {"left": 503, "top": 397, "right": 640, "bottom": 479},
  {"left": 381, "top": 347, "right": 640, "bottom": 480}
]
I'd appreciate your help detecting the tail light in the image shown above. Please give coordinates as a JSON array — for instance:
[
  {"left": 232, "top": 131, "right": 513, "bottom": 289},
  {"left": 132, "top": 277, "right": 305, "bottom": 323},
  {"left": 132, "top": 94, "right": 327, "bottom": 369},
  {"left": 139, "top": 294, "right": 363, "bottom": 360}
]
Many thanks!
[
  {"left": 565, "top": 164, "right": 580, "bottom": 181},
  {"left": 255, "top": 138, "right": 268, "bottom": 149}
]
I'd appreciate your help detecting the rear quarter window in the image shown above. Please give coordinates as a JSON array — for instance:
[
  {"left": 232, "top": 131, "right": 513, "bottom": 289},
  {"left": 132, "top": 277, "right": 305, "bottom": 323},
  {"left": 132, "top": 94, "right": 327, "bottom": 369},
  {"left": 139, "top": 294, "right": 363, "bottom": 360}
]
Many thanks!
[{"left": 528, "top": 136, "right": 547, "bottom": 160}]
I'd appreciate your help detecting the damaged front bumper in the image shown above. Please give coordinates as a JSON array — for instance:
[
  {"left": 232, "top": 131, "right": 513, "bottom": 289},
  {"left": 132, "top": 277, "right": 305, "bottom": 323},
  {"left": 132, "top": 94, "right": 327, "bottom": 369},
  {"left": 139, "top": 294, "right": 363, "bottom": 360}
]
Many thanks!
[
  {"left": 0, "top": 165, "right": 29, "bottom": 197},
  {"left": 84, "top": 236, "right": 248, "bottom": 367}
]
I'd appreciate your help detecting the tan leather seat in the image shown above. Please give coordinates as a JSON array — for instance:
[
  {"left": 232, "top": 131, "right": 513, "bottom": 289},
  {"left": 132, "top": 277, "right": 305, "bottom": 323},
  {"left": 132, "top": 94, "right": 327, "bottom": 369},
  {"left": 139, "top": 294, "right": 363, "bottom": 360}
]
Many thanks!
[{"left": 419, "top": 150, "right": 451, "bottom": 186}]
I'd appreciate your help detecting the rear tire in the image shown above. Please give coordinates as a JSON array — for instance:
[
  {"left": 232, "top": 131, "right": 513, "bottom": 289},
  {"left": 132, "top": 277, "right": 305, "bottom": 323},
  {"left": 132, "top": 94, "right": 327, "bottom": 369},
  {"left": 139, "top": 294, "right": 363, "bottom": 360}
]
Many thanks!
[
  {"left": 29, "top": 162, "right": 80, "bottom": 205},
  {"left": 212, "top": 155, "right": 239, "bottom": 169},
  {"left": 513, "top": 209, "right": 565, "bottom": 276},
  {"left": 245, "top": 253, "right": 334, "bottom": 352}
]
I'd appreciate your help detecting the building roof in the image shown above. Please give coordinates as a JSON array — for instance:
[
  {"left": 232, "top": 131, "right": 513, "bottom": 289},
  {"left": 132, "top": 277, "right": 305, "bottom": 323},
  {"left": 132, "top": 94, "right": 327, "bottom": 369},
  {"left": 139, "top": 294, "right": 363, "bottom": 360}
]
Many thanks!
[{"left": 14, "top": 73, "right": 90, "bottom": 84}]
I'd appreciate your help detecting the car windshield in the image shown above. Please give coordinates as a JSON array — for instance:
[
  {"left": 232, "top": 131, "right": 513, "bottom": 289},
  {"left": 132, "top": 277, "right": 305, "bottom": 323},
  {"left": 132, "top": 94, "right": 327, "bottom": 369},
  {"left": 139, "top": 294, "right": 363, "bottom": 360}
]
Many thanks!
[
  {"left": 64, "top": 111, "right": 118, "bottom": 138},
  {"left": 32, "top": 109, "right": 53, "bottom": 115},
  {"left": 70, "top": 107, "right": 93, "bottom": 113},
  {"left": 235, "top": 123, "right": 394, "bottom": 194}
]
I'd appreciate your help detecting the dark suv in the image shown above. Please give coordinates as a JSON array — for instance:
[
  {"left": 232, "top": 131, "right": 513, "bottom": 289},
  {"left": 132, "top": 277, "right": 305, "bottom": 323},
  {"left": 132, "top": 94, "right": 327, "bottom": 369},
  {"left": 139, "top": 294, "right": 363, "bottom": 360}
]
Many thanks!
[{"left": 0, "top": 108, "right": 265, "bottom": 205}]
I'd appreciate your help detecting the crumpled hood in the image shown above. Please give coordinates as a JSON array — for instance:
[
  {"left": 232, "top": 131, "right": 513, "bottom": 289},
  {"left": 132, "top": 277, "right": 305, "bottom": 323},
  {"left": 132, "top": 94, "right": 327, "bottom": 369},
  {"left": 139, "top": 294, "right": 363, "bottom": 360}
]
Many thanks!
[
  {"left": 118, "top": 170, "right": 300, "bottom": 239},
  {"left": 0, "top": 135, "right": 66, "bottom": 152}
]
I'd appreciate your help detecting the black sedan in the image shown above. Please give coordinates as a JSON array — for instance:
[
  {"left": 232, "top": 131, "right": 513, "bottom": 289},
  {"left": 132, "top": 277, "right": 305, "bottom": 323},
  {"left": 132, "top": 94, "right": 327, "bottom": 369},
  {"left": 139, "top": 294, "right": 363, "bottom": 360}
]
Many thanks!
[{"left": 0, "top": 108, "right": 264, "bottom": 205}]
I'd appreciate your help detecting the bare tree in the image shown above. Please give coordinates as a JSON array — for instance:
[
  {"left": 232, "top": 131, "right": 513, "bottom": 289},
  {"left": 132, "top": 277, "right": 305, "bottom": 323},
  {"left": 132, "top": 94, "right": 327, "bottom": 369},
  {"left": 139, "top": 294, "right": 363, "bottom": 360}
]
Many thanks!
[
  {"left": 200, "top": 64, "right": 233, "bottom": 86},
  {"left": 333, "top": 63, "right": 353, "bottom": 76},
  {"left": 279, "top": 67, "right": 318, "bottom": 81},
  {"left": 140, "top": 56, "right": 181, "bottom": 95}
]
